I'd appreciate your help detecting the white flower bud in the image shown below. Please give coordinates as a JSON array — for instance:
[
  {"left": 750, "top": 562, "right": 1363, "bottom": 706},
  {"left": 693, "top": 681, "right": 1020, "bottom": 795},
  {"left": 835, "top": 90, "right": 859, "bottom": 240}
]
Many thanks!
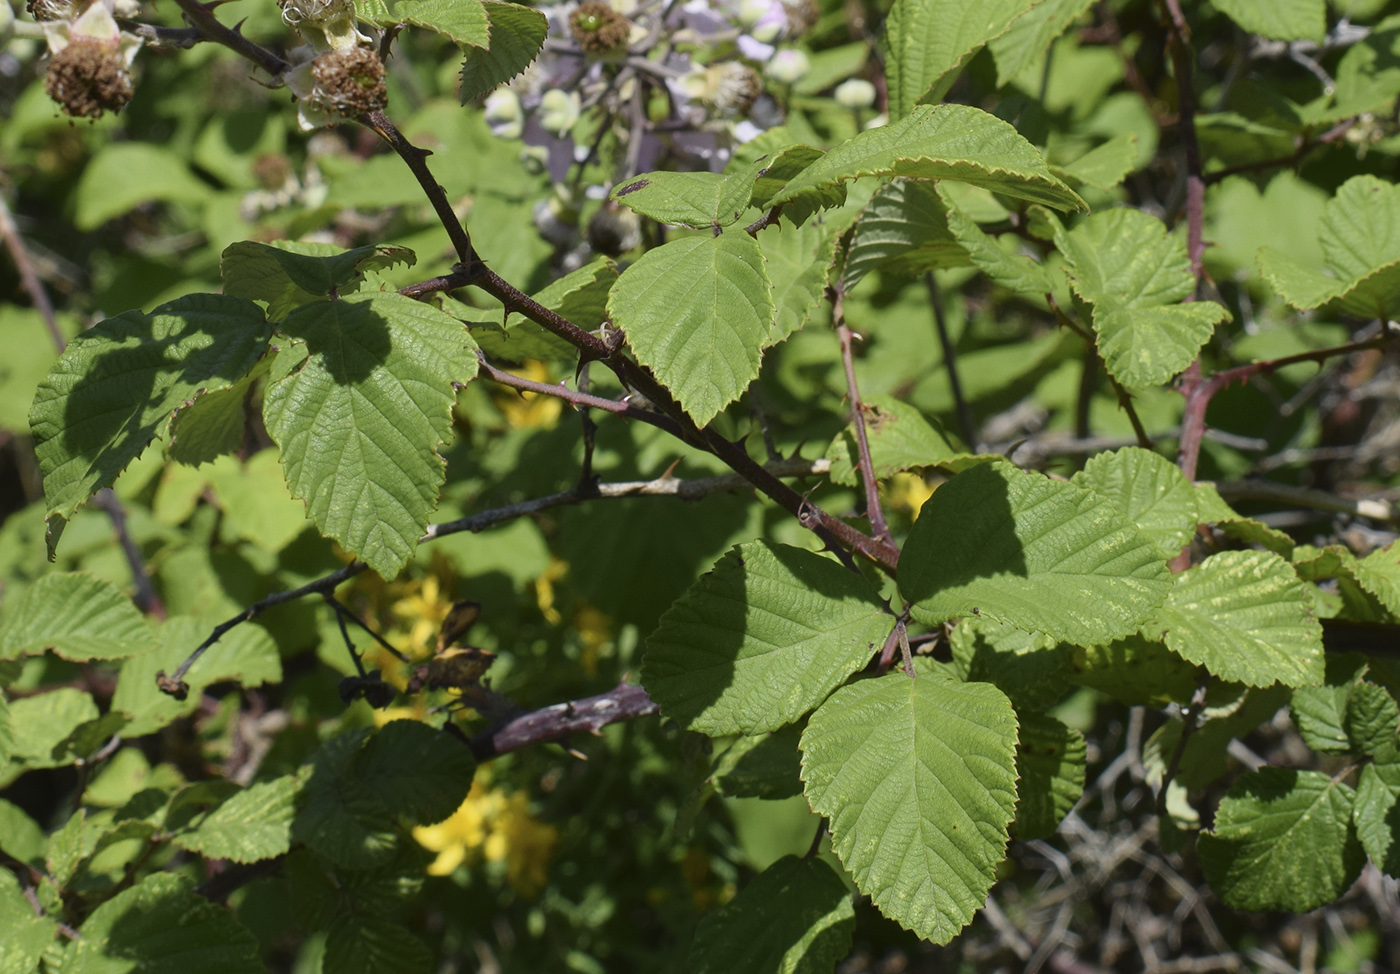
[
  {"left": 484, "top": 89, "right": 523, "bottom": 139},
  {"left": 834, "top": 78, "right": 876, "bottom": 110},
  {"left": 539, "top": 88, "right": 580, "bottom": 138},
  {"left": 765, "top": 48, "right": 809, "bottom": 85}
]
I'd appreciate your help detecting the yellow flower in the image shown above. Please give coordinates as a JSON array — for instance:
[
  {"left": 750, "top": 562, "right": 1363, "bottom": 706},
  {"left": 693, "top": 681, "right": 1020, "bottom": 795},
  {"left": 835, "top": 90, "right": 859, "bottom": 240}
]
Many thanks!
[
  {"left": 534, "top": 558, "right": 568, "bottom": 625},
  {"left": 412, "top": 778, "right": 559, "bottom": 896},
  {"left": 573, "top": 604, "right": 612, "bottom": 676},
  {"left": 882, "top": 472, "right": 937, "bottom": 519},
  {"left": 391, "top": 574, "right": 455, "bottom": 659},
  {"left": 492, "top": 360, "right": 564, "bottom": 430}
]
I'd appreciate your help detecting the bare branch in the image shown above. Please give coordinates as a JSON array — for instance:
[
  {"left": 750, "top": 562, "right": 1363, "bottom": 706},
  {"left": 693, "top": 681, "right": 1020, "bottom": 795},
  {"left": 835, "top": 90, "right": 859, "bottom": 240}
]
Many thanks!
[
  {"left": 833, "top": 286, "right": 891, "bottom": 543},
  {"left": 168, "top": 0, "right": 290, "bottom": 77},
  {"left": 466, "top": 681, "right": 658, "bottom": 760},
  {"left": 0, "top": 194, "right": 64, "bottom": 353}
]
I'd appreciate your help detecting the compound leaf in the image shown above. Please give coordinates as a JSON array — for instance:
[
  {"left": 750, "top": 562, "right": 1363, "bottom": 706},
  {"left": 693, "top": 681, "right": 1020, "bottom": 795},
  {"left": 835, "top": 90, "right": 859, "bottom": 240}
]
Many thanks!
[
  {"left": 941, "top": 193, "right": 1052, "bottom": 296},
  {"left": 6, "top": 689, "right": 98, "bottom": 771},
  {"left": 987, "top": 0, "right": 1095, "bottom": 86},
  {"left": 712, "top": 724, "right": 804, "bottom": 800},
  {"left": 1346, "top": 682, "right": 1400, "bottom": 757},
  {"left": 1057, "top": 208, "right": 1228, "bottom": 388},
  {"left": 1198, "top": 767, "right": 1364, "bottom": 912},
  {"left": 801, "top": 664, "right": 1018, "bottom": 943},
  {"left": 759, "top": 220, "right": 840, "bottom": 345},
  {"left": 323, "top": 914, "right": 432, "bottom": 974},
  {"left": 0, "top": 573, "right": 153, "bottom": 662},
  {"left": 30, "top": 294, "right": 271, "bottom": 527},
  {"left": 1072, "top": 447, "right": 1199, "bottom": 559},
  {"left": 608, "top": 230, "right": 774, "bottom": 426},
  {"left": 1147, "top": 550, "right": 1324, "bottom": 688},
  {"left": 900, "top": 461, "right": 1172, "bottom": 645},
  {"left": 263, "top": 292, "right": 477, "bottom": 579},
  {"left": 689, "top": 856, "right": 854, "bottom": 974},
  {"left": 642, "top": 542, "right": 889, "bottom": 736}
]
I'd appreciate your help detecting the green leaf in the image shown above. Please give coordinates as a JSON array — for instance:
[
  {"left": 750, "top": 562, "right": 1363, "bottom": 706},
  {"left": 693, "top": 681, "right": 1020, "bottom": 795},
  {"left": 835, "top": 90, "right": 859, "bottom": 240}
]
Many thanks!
[
  {"left": 30, "top": 294, "right": 272, "bottom": 525},
  {"left": 221, "top": 241, "right": 417, "bottom": 323},
  {"left": 1354, "top": 756, "right": 1400, "bottom": 877},
  {"left": 774, "top": 106, "right": 1084, "bottom": 225},
  {"left": 689, "top": 856, "right": 854, "bottom": 974},
  {"left": 0, "top": 573, "right": 153, "bottom": 662},
  {"left": 801, "top": 664, "right": 1019, "bottom": 943},
  {"left": 1056, "top": 208, "right": 1229, "bottom": 388},
  {"left": 167, "top": 355, "right": 273, "bottom": 467},
  {"left": 885, "top": 0, "right": 1038, "bottom": 116},
  {"left": 0, "top": 868, "right": 54, "bottom": 974},
  {"left": 712, "top": 724, "right": 804, "bottom": 800},
  {"left": 0, "top": 799, "right": 46, "bottom": 866},
  {"left": 988, "top": 0, "right": 1095, "bottom": 87},
  {"left": 1194, "top": 483, "right": 1295, "bottom": 557},
  {"left": 205, "top": 450, "right": 316, "bottom": 551},
  {"left": 473, "top": 257, "right": 618, "bottom": 361},
  {"left": 323, "top": 914, "right": 432, "bottom": 974},
  {"left": 1259, "top": 175, "right": 1400, "bottom": 317},
  {"left": 293, "top": 722, "right": 475, "bottom": 869},
  {"left": 73, "top": 144, "right": 212, "bottom": 231},
  {"left": 0, "top": 694, "right": 10, "bottom": 768},
  {"left": 757, "top": 221, "right": 839, "bottom": 345},
  {"left": 111, "top": 615, "right": 281, "bottom": 737},
  {"left": 1356, "top": 540, "right": 1400, "bottom": 617},
  {"left": 59, "top": 872, "right": 264, "bottom": 974},
  {"left": 1011, "top": 711, "right": 1085, "bottom": 841},
  {"left": 172, "top": 776, "right": 300, "bottom": 864},
  {"left": 1211, "top": 0, "right": 1326, "bottom": 42},
  {"left": 749, "top": 143, "right": 831, "bottom": 210},
  {"left": 642, "top": 541, "right": 890, "bottom": 735},
  {"left": 458, "top": 0, "right": 548, "bottom": 102},
  {"left": 1291, "top": 683, "right": 1353, "bottom": 754},
  {"left": 899, "top": 461, "right": 1172, "bottom": 646},
  {"left": 612, "top": 168, "right": 758, "bottom": 229},
  {"left": 6, "top": 689, "right": 98, "bottom": 770},
  {"left": 843, "top": 180, "right": 967, "bottom": 288},
  {"left": 1146, "top": 550, "right": 1324, "bottom": 688},
  {"left": 825, "top": 396, "right": 965, "bottom": 486},
  {"left": 608, "top": 230, "right": 774, "bottom": 427},
  {"left": 263, "top": 292, "right": 476, "bottom": 579},
  {"left": 949, "top": 615, "right": 1071, "bottom": 711},
  {"left": 1346, "top": 682, "right": 1399, "bottom": 757},
  {"left": 1055, "top": 133, "right": 1139, "bottom": 191},
  {"left": 1072, "top": 447, "right": 1199, "bottom": 560},
  {"left": 940, "top": 192, "right": 1052, "bottom": 296},
  {"left": 357, "top": 0, "right": 489, "bottom": 47},
  {"left": 1198, "top": 768, "right": 1364, "bottom": 912}
]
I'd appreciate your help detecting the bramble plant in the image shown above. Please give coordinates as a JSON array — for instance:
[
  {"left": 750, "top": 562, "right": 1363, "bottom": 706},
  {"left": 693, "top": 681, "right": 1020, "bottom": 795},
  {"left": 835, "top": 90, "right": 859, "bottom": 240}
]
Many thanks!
[{"left": 3, "top": 0, "right": 1400, "bottom": 969}]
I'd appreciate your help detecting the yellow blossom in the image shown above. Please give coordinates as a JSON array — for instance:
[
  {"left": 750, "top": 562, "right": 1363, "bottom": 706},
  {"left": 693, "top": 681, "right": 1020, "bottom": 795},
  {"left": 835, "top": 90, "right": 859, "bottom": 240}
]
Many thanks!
[
  {"left": 412, "top": 777, "right": 559, "bottom": 896},
  {"left": 573, "top": 604, "right": 611, "bottom": 676},
  {"left": 492, "top": 360, "right": 564, "bottom": 430},
  {"left": 882, "top": 471, "right": 937, "bottom": 519},
  {"left": 390, "top": 573, "right": 455, "bottom": 659},
  {"left": 535, "top": 558, "right": 568, "bottom": 625}
]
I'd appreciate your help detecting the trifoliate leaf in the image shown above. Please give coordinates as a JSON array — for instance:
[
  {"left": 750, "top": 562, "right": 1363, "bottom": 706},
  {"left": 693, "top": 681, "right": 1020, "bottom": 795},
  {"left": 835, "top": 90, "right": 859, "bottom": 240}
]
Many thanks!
[
  {"left": 689, "top": 857, "right": 854, "bottom": 974},
  {"left": 825, "top": 396, "right": 966, "bottom": 487},
  {"left": 949, "top": 615, "right": 1071, "bottom": 711},
  {"left": 263, "top": 292, "right": 476, "bottom": 579},
  {"left": 1072, "top": 447, "right": 1199, "bottom": 559},
  {"left": 900, "top": 461, "right": 1172, "bottom": 646},
  {"left": 357, "top": 0, "right": 490, "bottom": 47},
  {"left": 801, "top": 664, "right": 1018, "bottom": 943},
  {"left": 1056, "top": 208, "right": 1229, "bottom": 388},
  {"left": 609, "top": 230, "right": 774, "bottom": 426},
  {"left": 642, "top": 542, "right": 889, "bottom": 735},
  {"left": 1355, "top": 756, "right": 1400, "bottom": 877},
  {"left": 770, "top": 105, "right": 1085, "bottom": 226},
  {"left": 458, "top": 1, "right": 548, "bottom": 102},
  {"left": 758, "top": 220, "right": 839, "bottom": 346},
  {"left": 222, "top": 241, "right": 416, "bottom": 322},
  {"left": 1198, "top": 767, "right": 1364, "bottom": 912},
  {"left": 712, "top": 724, "right": 804, "bottom": 800},
  {"left": 172, "top": 776, "right": 300, "bottom": 864},
  {"left": 60, "top": 873, "right": 263, "bottom": 974},
  {"left": 987, "top": 0, "right": 1095, "bottom": 86},
  {"left": 0, "top": 573, "right": 153, "bottom": 662},
  {"left": 1211, "top": 0, "right": 1325, "bottom": 42},
  {"left": 30, "top": 294, "right": 271, "bottom": 527},
  {"left": 885, "top": 0, "right": 1038, "bottom": 116},
  {"left": 1147, "top": 550, "right": 1323, "bottom": 688},
  {"left": 843, "top": 180, "right": 966, "bottom": 289},
  {"left": 1011, "top": 711, "right": 1085, "bottom": 841},
  {"left": 612, "top": 167, "right": 758, "bottom": 228}
]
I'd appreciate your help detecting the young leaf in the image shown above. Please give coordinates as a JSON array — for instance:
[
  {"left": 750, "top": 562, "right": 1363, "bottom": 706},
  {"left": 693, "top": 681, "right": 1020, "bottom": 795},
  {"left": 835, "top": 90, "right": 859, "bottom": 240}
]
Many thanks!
[
  {"left": 172, "top": 775, "right": 300, "bottom": 864},
  {"left": 842, "top": 180, "right": 966, "bottom": 288},
  {"left": 801, "top": 664, "right": 1018, "bottom": 943},
  {"left": 263, "top": 292, "right": 477, "bottom": 579},
  {"left": 1146, "top": 550, "right": 1324, "bottom": 689},
  {"left": 30, "top": 293, "right": 272, "bottom": 526},
  {"left": 1355, "top": 540, "right": 1400, "bottom": 617},
  {"left": 1354, "top": 755, "right": 1400, "bottom": 877},
  {"left": 1345, "top": 681, "right": 1400, "bottom": 757},
  {"left": 1056, "top": 208, "right": 1229, "bottom": 388},
  {"left": 688, "top": 856, "right": 854, "bottom": 974},
  {"left": 1072, "top": 447, "right": 1199, "bottom": 560},
  {"left": 770, "top": 105, "right": 1085, "bottom": 225},
  {"left": 0, "top": 572, "right": 154, "bottom": 662},
  {"left": 885, "top": 0, "right": 1038, "bottom": 117},
  {"left": 749, "top": 143, "right": 831, "bottom": 209},
  {"left": 608, "top": 230, "right": 775, "bottom": 426},
  {"left": 988, "top": 0, "right": 1095, "bottom": 87},
  {"left": 1211, "top": 0, "right": 1326, "bottom": 43},
  {"left": 899, "top": 461, "right": 1172, "bottom": 646},
  {"left": 356, "top": 0, "right": 490, "bottom": 48},
  {"left": 612, "top": 167, "right": 758, "bottom": 229},
  {"left": 642, "top": 542, "right": 890, "bottom": 735},
  {"left": 60, "top": 872, "right": 264, "bottom": 974},
  {"left": 222, "top": 241, "right": 417, "bottom": 323},
  {"left": 825, "top": 395, "right": 965, "bottom": 486},
  {"left": 758, "top": 220, "right": 839, "bottom": 346},
  {"left": 712, "top": 724, "right": 804, "bottom": 800},
  {"left": 458, "top": 0, "right": 549, "bottom": 103},
  {"left": 1198, "top": 767, "right": 1364, "bottom": 912},
  {"left": 1011, "top": 711, "right": 1085, "bottom": 841}
]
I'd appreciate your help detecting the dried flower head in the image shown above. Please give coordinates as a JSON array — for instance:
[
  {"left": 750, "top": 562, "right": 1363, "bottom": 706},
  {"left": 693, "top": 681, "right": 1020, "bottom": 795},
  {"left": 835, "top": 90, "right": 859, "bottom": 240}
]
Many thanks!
[
  {"left": 684, "top": 61, "right": 762, "bottom": 117},
  {"left": 45, "top": 36, "right": 132, "bottom": 117},
  {"left": 278, "top": 0, "right": 371, "bottom": 53},
  {"left": 27, "top": 0, "right": 76, "bottom": 22},
  {"left": 570, "top": 0, "right": 631, "bottom": 57},
  {"left": 311, "top": 46, "right": 388, "bottom": 115}
]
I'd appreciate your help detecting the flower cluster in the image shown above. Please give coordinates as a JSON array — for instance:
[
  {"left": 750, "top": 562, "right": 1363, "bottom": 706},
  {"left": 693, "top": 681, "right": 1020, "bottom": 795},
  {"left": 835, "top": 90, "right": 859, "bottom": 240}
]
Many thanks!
[
  {"left": 279, "top": 0, "right": 387, "bottom": 130},
  {"left": 413, "top": 775, "right": 561, "bottom": 897},
  {"left": 36, "top": 0, "right": 144, "bottom": 118}
]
